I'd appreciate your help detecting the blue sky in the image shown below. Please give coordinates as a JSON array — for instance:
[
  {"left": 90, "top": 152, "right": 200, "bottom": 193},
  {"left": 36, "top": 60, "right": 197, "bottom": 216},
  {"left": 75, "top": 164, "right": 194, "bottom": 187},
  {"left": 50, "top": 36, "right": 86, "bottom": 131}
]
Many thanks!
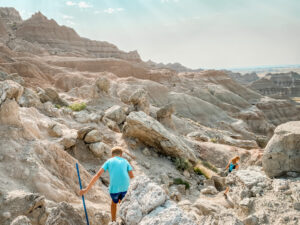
[{"left": 1, "top": 0, "right": 300, "bottom": 69}]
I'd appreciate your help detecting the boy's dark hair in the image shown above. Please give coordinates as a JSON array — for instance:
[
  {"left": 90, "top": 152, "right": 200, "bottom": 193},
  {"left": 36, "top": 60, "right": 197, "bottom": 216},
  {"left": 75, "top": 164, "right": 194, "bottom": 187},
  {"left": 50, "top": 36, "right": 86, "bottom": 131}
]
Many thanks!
[{"left": 111, "top": 146, "right": 123, "bottom": 156}]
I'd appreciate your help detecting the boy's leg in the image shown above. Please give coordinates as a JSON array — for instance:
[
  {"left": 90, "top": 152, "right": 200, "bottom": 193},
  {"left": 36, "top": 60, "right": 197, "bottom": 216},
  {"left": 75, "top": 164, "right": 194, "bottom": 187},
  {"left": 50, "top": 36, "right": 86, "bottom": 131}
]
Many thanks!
[{"left": 111, "top": 200, "right": 117, "bottom": 222}]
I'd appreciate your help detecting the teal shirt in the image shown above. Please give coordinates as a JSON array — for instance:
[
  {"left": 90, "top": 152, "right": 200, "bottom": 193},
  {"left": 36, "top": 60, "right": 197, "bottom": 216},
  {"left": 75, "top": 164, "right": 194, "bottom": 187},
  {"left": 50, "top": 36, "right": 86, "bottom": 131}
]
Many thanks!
[{"left": 102, "top": 156, "right": 133, "bottom": 194}]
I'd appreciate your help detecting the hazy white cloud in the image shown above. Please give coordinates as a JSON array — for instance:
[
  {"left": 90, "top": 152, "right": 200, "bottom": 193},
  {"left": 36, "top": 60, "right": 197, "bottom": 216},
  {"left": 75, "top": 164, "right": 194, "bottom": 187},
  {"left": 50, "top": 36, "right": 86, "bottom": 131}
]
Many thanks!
[
  {"left": 103, "top": 8, "right": 124, "bottom": 14},
  {"left": 66, "top": 1, "right": 76, "bottom": 6},
  {"left": 66, "top": 20, "right": 76, "bottom": 26},
  {"left": 65, "top": 1, "right": 92, "bottom": 8},
  {"left": 78, "top": 1, "right": 92, "bottom": 8},
  {"left": 62, "top": 15, "right": 73, "bottom": 19}
]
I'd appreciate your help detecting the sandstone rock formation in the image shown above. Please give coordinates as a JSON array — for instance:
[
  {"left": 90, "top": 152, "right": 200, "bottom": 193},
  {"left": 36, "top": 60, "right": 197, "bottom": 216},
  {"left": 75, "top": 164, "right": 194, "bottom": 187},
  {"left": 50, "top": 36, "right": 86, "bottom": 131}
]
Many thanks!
[
  {"left": 250, "top": 72, "right": 300, "bottom": 98},
  {"left": 120, "top": 176, "right": 197, "bottom": 225},
  {"left": 262, "top": 121, "right": 300, "bottom": 177},
  {"left": 123, "top": 111, "right": 197, "bottom": 162},
  {"left": 15, "top": 12, "right": 141, "bottom": 61},
  {"left": 1, "top": 7, "right": 300, "bottom": 225}
]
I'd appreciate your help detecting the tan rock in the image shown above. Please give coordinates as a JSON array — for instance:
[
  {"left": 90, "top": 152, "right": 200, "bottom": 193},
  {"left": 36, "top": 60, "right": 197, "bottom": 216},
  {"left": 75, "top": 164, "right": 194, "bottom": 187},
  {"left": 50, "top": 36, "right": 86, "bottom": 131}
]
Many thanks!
[
  {"left": 263, "top": 121, "right": 300, "bottom": 177},
  {"left": 123, "top": 111, "right": 197, "bottom": 162},
  {"left": 0, "top": 99, "right": 21, "bottom": 126},
  {"left": 84, "top": 129, "right": 103, "bottom": 143}
]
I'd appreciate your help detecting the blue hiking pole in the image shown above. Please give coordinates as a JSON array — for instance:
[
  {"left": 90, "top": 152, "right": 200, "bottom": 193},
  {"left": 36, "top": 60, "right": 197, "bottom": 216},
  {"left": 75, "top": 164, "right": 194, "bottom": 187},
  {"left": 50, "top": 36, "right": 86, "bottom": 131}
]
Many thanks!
[{"left": 76, "top": 163, "right": 90, "bottom": 225}]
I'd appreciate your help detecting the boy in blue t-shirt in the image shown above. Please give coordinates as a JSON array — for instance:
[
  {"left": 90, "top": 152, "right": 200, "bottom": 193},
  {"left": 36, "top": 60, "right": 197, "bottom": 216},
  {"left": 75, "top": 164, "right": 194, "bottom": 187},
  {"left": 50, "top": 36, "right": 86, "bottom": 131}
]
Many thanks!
[{"left": 80, "top": 147, "right": 134, "bottom": 222}]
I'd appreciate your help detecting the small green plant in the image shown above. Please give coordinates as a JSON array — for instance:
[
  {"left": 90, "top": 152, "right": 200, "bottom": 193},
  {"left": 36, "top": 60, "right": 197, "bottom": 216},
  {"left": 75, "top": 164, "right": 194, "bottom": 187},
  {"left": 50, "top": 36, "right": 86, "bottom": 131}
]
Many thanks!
[
  {"left": 210, "top": 137, "right": 218, "bottom": 143},
  {"left": 174, "top": 158, "right": 192, "bottom": 171},
  {"left": 68, "top": 102, "right": 86, "bottom": 111},
  {"left": 55, "top": 104, "right": 62, "bottom": 109},
  {"left": 173, "top": 178, "right": 190, "bottom": 190},
  {"left": 202, "top": 160, "right": 218, "bottom": 173},
  {"left": 193, "top": 167, "right": 209, "bottom": 179}
]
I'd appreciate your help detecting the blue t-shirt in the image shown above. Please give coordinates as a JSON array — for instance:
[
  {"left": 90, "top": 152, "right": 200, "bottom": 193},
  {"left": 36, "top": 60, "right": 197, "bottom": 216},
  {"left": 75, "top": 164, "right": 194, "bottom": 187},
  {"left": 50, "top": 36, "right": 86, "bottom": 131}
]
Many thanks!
[{"left": 102, "top": 156, "right": 133, "bottom": 194}]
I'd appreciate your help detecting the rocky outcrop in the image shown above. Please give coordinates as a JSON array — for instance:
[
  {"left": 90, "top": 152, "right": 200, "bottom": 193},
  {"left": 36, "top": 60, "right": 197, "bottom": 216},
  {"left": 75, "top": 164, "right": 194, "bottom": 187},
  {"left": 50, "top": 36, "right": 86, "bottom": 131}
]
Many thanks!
[
  {"left": 37, "top": 87, "right": 68, "bottom": 106},
  {"left": 104, "top": 105, "right": 127, "bottom": 125},
  {"left": 0, "top": 191, "right": 47, "bottom": 225},
  {"left": 249, "top": 72, "right": 300, "bottom": 98},
  {"left": 123, "top": 111, "right": 197, "bottom": 162},
  {"left": 119, "top": 176, "right": 197, "bottom": 225},
  {"left": 15, "top": 12, "right": 141, "bottom": 61},
  {"left": 0, "top": 7, "right": 22, "bottom": 24},
  {"left": 156, "top": 103, "right": 175, "bottom": 129},
  {"left": 10, "top": 216, "right": 32, "bottom": 225},
  {"left": 45, "top": 202, "right": 85, "bottom": 225},
  {"left": 129, "top": 89, "right": 150, "bottom": 115},
  {"left": 225, "top": 70, "right": 259, "bottom": 85},
  {"left": 263, "top": 121, "right": 300, "bottom": 177},
  {"left": 146, "top": 60, "right": 203, "bottom": 73},
  {"left": 255, "top": 97, "right": 300, "bottom": 126}
]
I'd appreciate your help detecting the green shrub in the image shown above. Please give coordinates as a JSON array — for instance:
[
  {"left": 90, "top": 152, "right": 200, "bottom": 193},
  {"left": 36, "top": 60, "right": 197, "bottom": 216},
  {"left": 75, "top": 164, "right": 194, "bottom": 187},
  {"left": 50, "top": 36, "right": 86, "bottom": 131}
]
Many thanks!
[
  {"left": 210, "top": 138, "right": 218, "bottom": 143},
  {"left": 202, "top": 160, "right": 218, "bottom": 173},
  {"left": 174, "top": 158, "right": 192, "bottom": 171},
  {"left": 173, "top": 178, "right": 190, "bottom": 189},
  {"left": 55, "top": 104, "right": 62, "bottom": 109},
  {"left": 193, "top": 167, "right": 209, "bottom": 179},
  {"left": 68, "top": 102, "right": 86, "bottom": 111}
]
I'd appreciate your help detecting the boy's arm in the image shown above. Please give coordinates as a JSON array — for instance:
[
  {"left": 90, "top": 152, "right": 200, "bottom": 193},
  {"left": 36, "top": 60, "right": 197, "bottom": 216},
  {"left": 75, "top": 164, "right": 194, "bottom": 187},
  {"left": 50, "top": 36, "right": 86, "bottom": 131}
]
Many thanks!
[
  {"left": 79, "top": 168, "right": 104, "bottom": 196},
  {"left": 128, "top": 170, "right": 134, "bottom": 179}
]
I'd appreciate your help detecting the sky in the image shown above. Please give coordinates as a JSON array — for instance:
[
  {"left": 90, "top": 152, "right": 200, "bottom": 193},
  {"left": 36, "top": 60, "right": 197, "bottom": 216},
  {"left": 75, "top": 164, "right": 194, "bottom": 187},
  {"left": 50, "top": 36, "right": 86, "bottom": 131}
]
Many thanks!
[{"left": 0, "top": 0, "right": 300, "bottom": 69}]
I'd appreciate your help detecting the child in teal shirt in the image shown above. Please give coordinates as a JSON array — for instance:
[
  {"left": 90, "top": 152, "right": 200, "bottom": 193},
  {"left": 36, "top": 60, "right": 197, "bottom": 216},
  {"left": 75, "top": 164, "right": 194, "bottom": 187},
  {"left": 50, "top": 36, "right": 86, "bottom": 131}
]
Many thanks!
[{"left": 80, "top": 147, "right": 134, "bottom": 222}]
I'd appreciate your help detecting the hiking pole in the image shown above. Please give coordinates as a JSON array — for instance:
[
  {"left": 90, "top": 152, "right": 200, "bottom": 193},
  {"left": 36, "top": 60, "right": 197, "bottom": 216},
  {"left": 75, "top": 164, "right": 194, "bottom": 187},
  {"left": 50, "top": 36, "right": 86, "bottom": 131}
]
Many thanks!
[{"left": 76, "top": 163, "right": 90, "bottom": 225}]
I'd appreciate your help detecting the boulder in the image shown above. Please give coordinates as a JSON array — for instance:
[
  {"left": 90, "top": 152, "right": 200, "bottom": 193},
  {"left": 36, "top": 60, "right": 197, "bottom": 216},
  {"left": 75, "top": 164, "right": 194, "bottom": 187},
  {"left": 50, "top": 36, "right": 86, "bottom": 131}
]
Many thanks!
[
  {"left": 0, "top": 80, "right": 24, "bottom": 104},
  {"left": 129, "top": 89, "right": 150, "bottom": 114},
  {"left": 48, "top": 124, "right": 63, "bottom": 137},
  {"left": 156, "top": 103, "right": 175, "bottom": 129},
  {"left": 0, "top": 100, "right": 21, "bottom": 126},
  {"left": 262, "top": 121, "right": 300, "bottom": 177},
  {"left": 37, "top": 87, "right": 68, "bottom": 106},
  {"left": 45, "top": 202, "right": 85, "bottom": 225},
  {"left": 200, "top": 186, "right": 218, "bottom": 195},
  {"left": 123, "top": 111, "right": 197, "bottom": 162},
  {"left": 77, "top": 126, "right": 95, "bottom": 140},
  {"left": 235, "top": 168, "right": 269, "bottom": 189},
  {"left": 119, "top": 176, "right": 196, "bottom": 225},
  {"left": 0, "top": 191, "right": 47, "bottom": 225},
  {"left": 104, "top": 105, "right": 126, "bottom": 125},
  {"left": 95, "top": 77, "right": 110, "bottom": 93},
  {"left": 84, "top": 129, "right": 103, "bottom": 143},
  {"left": 10, "top": 216, "right": 32, "bottom": 225},
  {"left": 89, "top": 142, "right": 110, "bottom": 158},
  {"left": 19, "top": 88, "right": 42, "bottom": 108},
  {"left": 193, "top": 199, "right": 221, "bottom": 215}
]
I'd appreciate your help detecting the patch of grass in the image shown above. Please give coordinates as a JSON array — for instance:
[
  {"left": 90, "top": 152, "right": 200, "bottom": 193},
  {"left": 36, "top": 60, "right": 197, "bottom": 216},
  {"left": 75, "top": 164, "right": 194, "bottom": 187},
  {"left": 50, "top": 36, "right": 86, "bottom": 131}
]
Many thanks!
[
  {"left": 202, "top": 160, "right": 218, "bottom": 173},
  {"left": 173, "top": 178, "right": 190, "bottom": 190},
  {"left": 193, "top": 167, "right": 210, "bottom": 179},
  {"left": 210, "top": 137, "right": 218, "bottom": 143},
  {"left": 174, "top": 157, "right": 193, "bottom": 172},
  {"left": 55, "top": 104, "right": 62, "bottom": 109},
  {"left": 68, "top": 102, "right": 86, "bottom": 111}
]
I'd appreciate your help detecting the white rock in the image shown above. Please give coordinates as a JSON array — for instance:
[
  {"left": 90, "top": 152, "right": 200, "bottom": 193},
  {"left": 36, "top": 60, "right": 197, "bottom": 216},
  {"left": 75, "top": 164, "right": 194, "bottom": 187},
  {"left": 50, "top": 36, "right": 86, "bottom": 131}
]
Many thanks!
[
  {"left": 89, "top": 142, "right": 110, "bottom": 158},
  {"left": 84, "top": 129, "right": 103, "bottom": 143},
  {"left": 262, "top": 121, "right": 300, "bottom": 177},
  {"left": 104, "top": 105, "right": 126, "bottom": 125},
  {"left": 201, "top": 186, "right": 218, "bottom": 195},
  {"left": 10, "top": 215, "right": 32, "bottom": 225}
]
